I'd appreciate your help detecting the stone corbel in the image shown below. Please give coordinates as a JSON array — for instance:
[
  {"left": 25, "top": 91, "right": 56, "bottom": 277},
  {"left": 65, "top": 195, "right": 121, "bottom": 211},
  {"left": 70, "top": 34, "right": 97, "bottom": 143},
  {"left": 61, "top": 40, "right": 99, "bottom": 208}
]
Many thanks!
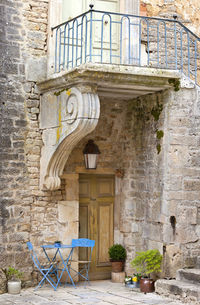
[{"left": 40, "top": 86, "right": 100, "bottom": 190}]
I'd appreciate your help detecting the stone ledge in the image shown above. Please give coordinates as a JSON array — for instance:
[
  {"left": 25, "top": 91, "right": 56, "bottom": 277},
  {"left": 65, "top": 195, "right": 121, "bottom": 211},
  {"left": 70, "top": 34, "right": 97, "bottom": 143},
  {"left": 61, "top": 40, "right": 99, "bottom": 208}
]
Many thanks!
[
  {"left": 38, "top": 63, "right": 181, "bottom": 100},
  {"left": 176, "top": 269, "right": 200, "bottom": 285},
  {"left": 155, "top": 279, "right": 200, "bottom": 303}
]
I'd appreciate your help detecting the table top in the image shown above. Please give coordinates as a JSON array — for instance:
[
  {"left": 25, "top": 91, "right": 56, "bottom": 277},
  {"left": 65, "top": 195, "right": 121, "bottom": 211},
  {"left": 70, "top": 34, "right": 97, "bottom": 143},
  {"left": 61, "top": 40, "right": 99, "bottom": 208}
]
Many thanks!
[{"left": 41, "top": 244, "right": 74, "bottom": 249}]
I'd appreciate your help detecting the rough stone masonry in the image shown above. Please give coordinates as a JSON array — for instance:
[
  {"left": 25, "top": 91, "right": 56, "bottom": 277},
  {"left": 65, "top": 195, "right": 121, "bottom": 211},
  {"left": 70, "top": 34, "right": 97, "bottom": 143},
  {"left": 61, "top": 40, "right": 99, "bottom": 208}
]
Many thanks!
[{"left": 0, "top": 0, "right": 200, "bottom": 294}]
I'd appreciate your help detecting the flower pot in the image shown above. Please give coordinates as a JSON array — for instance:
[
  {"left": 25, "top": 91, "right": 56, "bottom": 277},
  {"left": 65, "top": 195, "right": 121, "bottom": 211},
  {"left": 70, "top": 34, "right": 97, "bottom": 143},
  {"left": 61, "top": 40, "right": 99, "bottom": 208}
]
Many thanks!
[
  {"left": 7, "top": 280, "right": 21, "bottom": 294},
  {"left": 140, "top": 278, "right": 155, "bottom": 293},
  {"left": 132, "top": 281, "right": 140, "bottom": 288},
  {"left": 111, "top": 261, "right": 124, "bottom": 272}
]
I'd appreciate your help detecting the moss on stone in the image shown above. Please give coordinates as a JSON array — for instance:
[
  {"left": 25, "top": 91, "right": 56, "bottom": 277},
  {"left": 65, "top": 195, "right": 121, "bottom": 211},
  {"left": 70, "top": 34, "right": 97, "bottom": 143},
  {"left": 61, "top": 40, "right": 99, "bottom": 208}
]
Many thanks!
[
  {"left": 156, "top": 143, "right": 161, "bottom": 154},
  {"left": 151, "top": 100, "right": 163, "bottom": 121},
  {"left": 168, "top": 78, "right": 180, "bottom": 91},
  {"left": 156, "top": 130, "right": 164, "bottom": 140}
]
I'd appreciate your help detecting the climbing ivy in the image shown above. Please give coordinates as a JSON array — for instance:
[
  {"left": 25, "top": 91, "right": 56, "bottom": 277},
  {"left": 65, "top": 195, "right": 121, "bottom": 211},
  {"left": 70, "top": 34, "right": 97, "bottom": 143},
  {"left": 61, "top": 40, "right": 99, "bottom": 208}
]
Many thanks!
[
  {"left": 150, "top": 99, "right": 164, "bottom": 154},
  {"left": 151, "top": 100, "right": 163, "bottom": 121},
  {"left": 168, "top": 78, "right": 180, "bottom": 91},
  {"left": 156, "top": 130, "right": 164, "bottom": 140}
]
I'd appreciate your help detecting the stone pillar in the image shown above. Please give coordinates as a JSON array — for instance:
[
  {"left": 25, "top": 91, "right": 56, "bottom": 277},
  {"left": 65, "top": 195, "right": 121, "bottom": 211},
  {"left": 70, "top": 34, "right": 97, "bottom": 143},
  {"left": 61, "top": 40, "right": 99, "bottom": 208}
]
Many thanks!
[{"left": 57, "top": 174, "right": 79, "bottom": 282}]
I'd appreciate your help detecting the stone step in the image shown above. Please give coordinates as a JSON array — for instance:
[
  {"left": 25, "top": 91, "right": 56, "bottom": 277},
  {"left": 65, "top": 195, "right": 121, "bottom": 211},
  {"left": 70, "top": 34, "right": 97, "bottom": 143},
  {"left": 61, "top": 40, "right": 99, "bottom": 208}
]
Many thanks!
[
  {"left": 155, "top": 279, "right": 200, "bottom": 303},
  {"left": 176, "top": 268, "right": 200, "bottom": 285}
]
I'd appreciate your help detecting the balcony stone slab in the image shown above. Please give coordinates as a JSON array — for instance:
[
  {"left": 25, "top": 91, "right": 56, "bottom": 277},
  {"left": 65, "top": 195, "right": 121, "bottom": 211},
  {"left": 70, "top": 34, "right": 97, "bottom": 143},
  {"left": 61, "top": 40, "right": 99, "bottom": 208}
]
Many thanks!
[{"left": 38, "top": 63, "right": 181, "bottom": 100}]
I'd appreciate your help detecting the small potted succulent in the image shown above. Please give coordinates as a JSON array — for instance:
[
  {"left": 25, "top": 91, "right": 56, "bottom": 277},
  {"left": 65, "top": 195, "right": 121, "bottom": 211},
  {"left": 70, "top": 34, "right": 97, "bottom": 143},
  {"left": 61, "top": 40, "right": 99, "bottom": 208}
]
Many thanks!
[
  {"left": 54, "top": 240, "right": 62, "bottom": 247},
  {"left": 132, "top": 273, "right": 141, "bottom": 288},
  {"left": 108, "top": 244, "right": 126, "bottom": 272},
  {"left": 131, "top": 249, "right": 162, "bottom": 293},
  {"left": 6, "top": 267, "right": 23, "bottom": 294},
  {"left": 125, "top": 273, "right": 141, "bottom": 288}
]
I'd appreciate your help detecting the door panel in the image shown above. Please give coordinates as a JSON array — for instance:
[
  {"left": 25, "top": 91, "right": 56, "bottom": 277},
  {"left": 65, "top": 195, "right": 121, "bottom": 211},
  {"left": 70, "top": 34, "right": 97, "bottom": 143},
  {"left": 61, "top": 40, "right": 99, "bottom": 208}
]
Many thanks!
[
  {"left": 79, "top": 205, "right": 88, "bottom": 261},
  {"left": 98, "top": 203, "right": 112, "bottom": 265},
  {"left": 79, "top": 174, "right": 114, "bottom": 280}
]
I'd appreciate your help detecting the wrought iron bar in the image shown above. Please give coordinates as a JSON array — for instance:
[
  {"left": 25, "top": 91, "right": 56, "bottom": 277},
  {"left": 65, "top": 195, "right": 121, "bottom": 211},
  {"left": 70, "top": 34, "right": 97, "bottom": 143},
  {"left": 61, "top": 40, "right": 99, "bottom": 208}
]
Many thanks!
[{"left": 51, "top": 8, "right": 200, "bottom": 86}]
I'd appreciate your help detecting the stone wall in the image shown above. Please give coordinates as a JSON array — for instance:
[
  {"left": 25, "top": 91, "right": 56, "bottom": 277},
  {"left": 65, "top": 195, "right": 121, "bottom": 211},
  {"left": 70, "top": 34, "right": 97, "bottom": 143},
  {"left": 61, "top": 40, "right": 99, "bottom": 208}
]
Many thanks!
[
  {"left": 64, "top": 92, "right": 165, "bottom": 275},
  {"left": 161, "top": 80, "right": 200, "bottom": 277},
  {"left": 0, "top": 0, "right": 66, "bottom": 288},
  {"left": 142, "top": 0, "right": 200, "bottom": 36},
  {"left": 0, "top": 0, "right": 32, "bottom": 282},
  {"left": 1, "top": 0, "right": 200, "bottom": 292}
]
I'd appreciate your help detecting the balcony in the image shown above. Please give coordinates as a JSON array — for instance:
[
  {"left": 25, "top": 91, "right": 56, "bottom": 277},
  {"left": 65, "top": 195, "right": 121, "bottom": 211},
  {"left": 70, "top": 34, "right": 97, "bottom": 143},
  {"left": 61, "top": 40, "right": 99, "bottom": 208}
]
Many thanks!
[
  {"left": 38, "top": 8, "right": 200, "bottom": 190},
  {"left": 50, "top": 7, "right": 200, "bottom": 87}
]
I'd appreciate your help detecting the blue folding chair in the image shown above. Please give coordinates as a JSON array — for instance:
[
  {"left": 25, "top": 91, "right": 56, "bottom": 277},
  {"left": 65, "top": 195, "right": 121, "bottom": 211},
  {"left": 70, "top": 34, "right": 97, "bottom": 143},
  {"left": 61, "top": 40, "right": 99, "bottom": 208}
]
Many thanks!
[
  {"left": 68, "top": 238, "right": 95, "bottom": 286},
  {"left": 27, "top": 242, "right": 58, "bottom": 291}
]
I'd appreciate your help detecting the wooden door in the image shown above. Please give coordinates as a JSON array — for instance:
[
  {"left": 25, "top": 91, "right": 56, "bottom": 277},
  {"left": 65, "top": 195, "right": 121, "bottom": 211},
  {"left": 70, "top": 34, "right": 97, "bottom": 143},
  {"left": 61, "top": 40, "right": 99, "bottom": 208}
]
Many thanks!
[{"left": 79, "top": 174, "right": 114, "bottom": 280}]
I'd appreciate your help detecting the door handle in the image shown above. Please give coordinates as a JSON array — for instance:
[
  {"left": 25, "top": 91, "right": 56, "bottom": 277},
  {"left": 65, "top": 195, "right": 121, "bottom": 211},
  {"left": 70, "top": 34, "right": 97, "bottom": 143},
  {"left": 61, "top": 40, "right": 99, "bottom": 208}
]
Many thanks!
[{"left": 90, "top": 198, "right": 96, "bottom": 201}]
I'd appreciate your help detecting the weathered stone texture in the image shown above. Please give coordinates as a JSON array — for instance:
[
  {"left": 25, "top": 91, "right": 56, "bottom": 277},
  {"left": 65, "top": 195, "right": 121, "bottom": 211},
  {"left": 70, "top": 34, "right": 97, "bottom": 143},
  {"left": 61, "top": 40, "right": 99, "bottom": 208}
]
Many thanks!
[
  {"left": 0, "top": 0, "right": 54, "bottom": 291},
  {"left": 142, "top": 0, "right": 200, "bottom": 36},
  {"left": 1, "top": 0, "right": 200, "bottom": 291}
]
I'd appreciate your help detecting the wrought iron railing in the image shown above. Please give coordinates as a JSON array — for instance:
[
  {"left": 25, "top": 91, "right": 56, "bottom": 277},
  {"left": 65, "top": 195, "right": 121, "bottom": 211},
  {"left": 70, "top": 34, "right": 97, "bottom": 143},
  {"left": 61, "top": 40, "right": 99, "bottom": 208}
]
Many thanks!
[{"left": 52, "top": 8, "right": 200, "bottom": 86}]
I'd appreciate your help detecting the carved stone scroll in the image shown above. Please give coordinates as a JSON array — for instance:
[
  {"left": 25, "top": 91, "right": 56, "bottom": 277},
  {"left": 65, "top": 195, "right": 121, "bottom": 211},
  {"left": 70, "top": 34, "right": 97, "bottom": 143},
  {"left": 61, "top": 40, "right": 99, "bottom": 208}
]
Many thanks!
[{"left": 40, "top": 87, "right": 100, "bottom": 190}]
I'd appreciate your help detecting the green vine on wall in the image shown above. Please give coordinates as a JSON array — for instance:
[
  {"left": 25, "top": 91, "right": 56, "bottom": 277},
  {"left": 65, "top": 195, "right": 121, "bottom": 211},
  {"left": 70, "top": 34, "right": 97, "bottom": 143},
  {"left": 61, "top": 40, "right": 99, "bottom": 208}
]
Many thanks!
[
  {"left": 151, "top": 100, "right": 163, "bottom": 121},
  {"left": 150, "top": 99, "right": 164, "bottom": 154},
  {"left": 168, "top": 78, "right": 180, "bottom": 91}
]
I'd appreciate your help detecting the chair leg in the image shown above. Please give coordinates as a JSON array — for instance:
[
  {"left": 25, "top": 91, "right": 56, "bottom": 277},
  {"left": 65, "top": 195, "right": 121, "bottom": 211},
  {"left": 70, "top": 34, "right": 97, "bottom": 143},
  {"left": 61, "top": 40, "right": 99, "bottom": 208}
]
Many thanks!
[{"left": 35, "top": 266, "right": 57, "bottom": 291}]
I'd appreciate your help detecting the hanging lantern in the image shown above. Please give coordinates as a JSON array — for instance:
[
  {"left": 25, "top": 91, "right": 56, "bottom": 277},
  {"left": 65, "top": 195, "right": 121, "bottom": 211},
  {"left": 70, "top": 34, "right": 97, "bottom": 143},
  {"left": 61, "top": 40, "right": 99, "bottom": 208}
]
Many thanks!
[{"left": 83, "top": 140, "right": 100, "bottom": 169}]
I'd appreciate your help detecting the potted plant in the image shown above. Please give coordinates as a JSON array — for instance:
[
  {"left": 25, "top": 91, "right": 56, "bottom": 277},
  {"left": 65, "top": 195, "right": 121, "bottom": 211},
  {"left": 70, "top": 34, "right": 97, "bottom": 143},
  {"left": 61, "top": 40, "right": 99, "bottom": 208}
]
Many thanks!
[
  {"left": 125, "top": 273, "right": 141, "bottom": 288},
  {"left": 132, "top": 273, "right": 141, "bottom": 288},
  {"left": 131, "top": 249, "right": 162, "bottom": 293},
  {"left": 6, "top": 267, "right": 23, "bottom": 294},
  {"left": 108, "top": 244, "right": 126, "bottom": 272}
]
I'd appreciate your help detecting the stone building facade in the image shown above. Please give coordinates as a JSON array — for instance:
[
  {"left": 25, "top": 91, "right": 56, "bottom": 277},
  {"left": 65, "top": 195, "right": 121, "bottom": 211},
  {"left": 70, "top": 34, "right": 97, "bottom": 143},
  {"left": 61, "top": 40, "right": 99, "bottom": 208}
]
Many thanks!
[{"left": 0, "top": 0, "right": 200, "bottom": 291}]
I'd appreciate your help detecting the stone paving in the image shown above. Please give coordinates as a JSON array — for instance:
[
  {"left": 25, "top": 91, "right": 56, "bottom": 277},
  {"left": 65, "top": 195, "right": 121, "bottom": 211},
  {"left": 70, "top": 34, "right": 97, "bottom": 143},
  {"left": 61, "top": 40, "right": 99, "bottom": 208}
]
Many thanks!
[{"left": 0, "top": 281, "right": 192, "bottom": 305}]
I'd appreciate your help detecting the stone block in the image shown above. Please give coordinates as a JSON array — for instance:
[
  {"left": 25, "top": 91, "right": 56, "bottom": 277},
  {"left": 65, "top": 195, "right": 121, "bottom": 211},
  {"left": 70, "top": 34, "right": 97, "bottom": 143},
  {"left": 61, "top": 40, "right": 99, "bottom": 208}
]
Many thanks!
[
  {"left": 111, "top": 272, "right": 125, "bottom": 283},
  {"left": 177, "top": 206, "right": 197, "bottom": 225},
  {"left": 57, "top": 201, "right": 79, "bottom": 245},
  {"left": 25, "top": 57, "right": 47, "bottom": 82},
  {"left": 65, "top": 174, "right": 79, "bottom": 201},
  {"left": 39, "top": 92, "right": 59, "bottom": 129},
  {"left": 163, "top": 245, "right": 183, "bottom": 278}
]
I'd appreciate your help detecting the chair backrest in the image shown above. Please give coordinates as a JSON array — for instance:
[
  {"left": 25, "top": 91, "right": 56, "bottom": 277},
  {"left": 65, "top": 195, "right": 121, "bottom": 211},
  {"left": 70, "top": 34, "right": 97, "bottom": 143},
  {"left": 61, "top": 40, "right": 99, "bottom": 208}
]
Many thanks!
[
  {"left": 72, "top": 239, "right": 95, "bottom": 262},
  {"left": 27, "top": 241, "right": 41, "bottom": 269},
  {"left": 71, "top": 238, "right": 95, "bottom": 249}
]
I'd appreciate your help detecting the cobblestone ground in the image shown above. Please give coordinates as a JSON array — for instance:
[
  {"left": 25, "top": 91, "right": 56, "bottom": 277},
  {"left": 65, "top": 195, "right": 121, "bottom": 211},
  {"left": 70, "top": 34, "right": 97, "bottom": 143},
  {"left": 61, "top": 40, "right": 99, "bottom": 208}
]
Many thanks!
[{"left": 0, "top": 281, "right": 192, "bottom": 305}]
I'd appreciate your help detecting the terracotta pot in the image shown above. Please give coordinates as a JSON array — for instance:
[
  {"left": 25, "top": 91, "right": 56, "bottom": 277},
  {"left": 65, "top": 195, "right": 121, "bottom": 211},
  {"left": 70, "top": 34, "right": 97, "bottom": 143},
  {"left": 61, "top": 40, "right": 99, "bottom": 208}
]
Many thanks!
[
  {"left": 140, "top": 278, "right": 155, "bottom": 293},
  {"left": 111, "top": 261, "right": 124, "bottom": 272}
]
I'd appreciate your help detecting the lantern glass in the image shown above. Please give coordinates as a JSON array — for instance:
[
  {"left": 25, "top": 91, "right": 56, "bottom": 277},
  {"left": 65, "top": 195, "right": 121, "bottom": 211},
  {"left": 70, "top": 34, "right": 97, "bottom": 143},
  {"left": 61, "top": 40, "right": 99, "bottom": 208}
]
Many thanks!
[
  {"left": 83, "top": 140, "right": 100, "bottom": 169},
  {"left": 84, "top": 154, "right": 98, "bottom": 169}
]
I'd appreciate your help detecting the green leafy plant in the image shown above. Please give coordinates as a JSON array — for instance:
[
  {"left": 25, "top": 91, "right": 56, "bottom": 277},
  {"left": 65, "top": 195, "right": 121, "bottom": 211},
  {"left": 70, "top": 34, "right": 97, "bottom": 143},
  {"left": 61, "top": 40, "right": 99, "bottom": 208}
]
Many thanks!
[
  {"left": 108, "top": 244, "right": 126, "bottom": 261},
  {"left": 131, "top": 249, "right": 162, "bottom": 278},
  {"left": 6, "top": 267, "right": 23, "bottom": 281},
  {"left": 133, "top": 273, "right": 141, "bottom": 282}
]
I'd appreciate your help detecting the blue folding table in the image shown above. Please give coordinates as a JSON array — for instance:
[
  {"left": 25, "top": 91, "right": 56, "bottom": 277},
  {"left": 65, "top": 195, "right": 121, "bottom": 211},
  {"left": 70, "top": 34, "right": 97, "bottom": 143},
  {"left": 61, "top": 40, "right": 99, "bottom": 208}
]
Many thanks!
[{"left": 41, "top": 243, "right": 76, "bottom": 289}]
